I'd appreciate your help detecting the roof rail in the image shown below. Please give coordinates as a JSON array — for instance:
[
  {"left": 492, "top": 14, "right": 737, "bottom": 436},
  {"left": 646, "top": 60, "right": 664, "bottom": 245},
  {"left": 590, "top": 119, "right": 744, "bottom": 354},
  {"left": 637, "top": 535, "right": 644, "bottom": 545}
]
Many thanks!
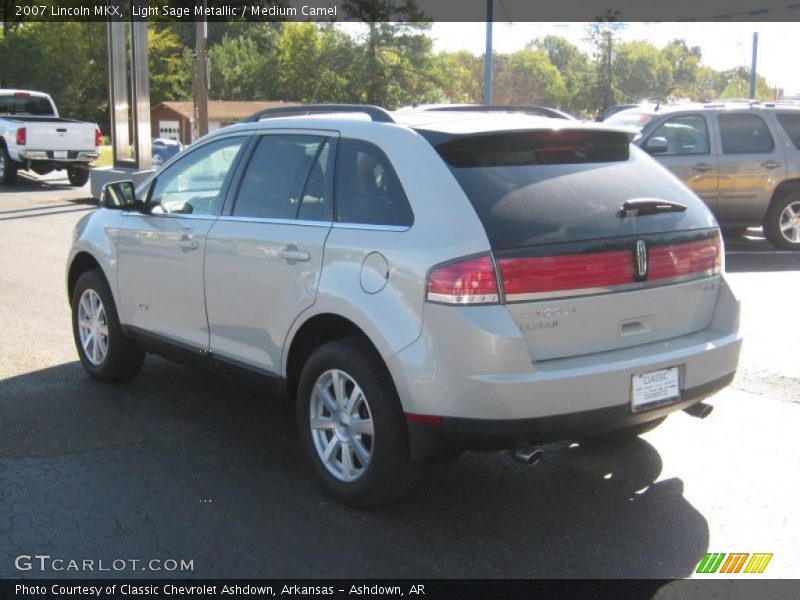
[
  {"left": 242, "top": 104, "right": 395, "bottom": 123},
  {"left": 422, "top": 104, "right": 574, "bottom": 120}
]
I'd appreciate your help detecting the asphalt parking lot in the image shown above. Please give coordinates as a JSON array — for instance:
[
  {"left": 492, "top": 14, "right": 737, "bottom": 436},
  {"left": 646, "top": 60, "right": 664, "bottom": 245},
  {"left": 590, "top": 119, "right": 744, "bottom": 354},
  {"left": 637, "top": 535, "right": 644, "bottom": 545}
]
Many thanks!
[{"left": 1, "top": 171, "right": 799, "bottom": 579}]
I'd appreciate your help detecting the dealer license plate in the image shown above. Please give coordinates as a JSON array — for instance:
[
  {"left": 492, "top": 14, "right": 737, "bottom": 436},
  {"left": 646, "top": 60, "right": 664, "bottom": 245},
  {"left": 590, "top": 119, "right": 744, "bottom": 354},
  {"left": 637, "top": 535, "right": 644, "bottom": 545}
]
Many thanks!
[
  {"left": 53, "top": 151, "right": 67, "bottom": 159},
  {"left": 631, "top": 366, "right": 680, "bottom": 412}
]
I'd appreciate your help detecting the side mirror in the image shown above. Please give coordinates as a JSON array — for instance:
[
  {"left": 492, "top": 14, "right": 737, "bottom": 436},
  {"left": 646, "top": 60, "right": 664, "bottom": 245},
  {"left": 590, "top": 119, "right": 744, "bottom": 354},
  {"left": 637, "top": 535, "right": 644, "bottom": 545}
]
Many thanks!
[
  {"left": 644, "top": 136, "right": 669, "bottom": 155},
  {"left": 99, "top": 180, "right": 141, "bottom": 211}
]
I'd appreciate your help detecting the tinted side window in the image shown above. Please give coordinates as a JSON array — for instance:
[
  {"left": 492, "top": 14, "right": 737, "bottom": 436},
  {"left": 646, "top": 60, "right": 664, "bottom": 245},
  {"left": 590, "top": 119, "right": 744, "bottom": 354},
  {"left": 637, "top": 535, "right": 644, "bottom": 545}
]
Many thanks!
[
  {"left": 149, "top": 136, "right": 246, "bottom": 216},
  {"left": 776, "top": 113, "right": 800, "bottom": 149},
  {"left": 647, "top": 115, "right": 709, "bottom": 155},
  {"left": 297, "top": 139, "right": 335, "bottom": 222},
  {"left": 719, "top": 114, "right": 774, "bottom": 154},
  {"left": 335, "top": 139, "right": 413, "bottom": 227},
  {"left": 233, "top": 135, "right": 324, "bottom": 219}
]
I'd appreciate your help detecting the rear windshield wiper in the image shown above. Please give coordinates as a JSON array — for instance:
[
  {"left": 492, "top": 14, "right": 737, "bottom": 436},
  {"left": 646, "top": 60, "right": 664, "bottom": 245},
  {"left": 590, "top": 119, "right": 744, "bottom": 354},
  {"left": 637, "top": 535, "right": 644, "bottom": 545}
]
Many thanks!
[{"left": 618, "top": 198, "right": 687, "bottom": 217}]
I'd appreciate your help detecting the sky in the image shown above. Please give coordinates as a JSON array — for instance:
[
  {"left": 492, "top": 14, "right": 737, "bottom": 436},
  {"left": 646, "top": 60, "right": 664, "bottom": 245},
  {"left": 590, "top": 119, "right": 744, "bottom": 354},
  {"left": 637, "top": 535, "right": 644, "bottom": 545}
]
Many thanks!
[{"left": 415, "top": 22, "right": 800, "bottom": 97}]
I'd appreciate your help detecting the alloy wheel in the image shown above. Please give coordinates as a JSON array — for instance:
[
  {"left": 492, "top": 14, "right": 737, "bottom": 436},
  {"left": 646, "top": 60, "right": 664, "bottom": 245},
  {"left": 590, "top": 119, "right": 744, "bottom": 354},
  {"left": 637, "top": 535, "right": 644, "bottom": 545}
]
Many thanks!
[
  {"left": 77, "top": 289, "right": 109, "bottom": 366},
  {"left": 779, "top": 200, "right": 800, "bottom": 244},
  {"left": 309, "top": 369, "right": 374, "bottom": 483}
]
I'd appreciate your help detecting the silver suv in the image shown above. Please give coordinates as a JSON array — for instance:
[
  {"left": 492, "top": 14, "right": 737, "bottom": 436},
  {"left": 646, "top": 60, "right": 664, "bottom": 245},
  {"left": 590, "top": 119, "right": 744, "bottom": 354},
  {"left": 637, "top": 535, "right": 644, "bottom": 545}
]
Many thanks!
[
  {"left": 67, "top": 105, "right": 742, "bottom": 505},
  {"left": 607, "top": 102, "right": 800, "bottom": 249}
]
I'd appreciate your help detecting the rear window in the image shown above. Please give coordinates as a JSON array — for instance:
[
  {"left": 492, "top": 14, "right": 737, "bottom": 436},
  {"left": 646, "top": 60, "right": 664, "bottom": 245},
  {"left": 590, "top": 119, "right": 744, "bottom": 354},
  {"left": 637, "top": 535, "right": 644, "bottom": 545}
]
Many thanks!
[
  {"left": 422, "top": 129, "right": 715, "bottom": 249},
  {"left": 776, "top": 112, "right": 800, "bottom": 149},
  {"left": 0, "top": 94, "right": 54, "bottom": 116}
]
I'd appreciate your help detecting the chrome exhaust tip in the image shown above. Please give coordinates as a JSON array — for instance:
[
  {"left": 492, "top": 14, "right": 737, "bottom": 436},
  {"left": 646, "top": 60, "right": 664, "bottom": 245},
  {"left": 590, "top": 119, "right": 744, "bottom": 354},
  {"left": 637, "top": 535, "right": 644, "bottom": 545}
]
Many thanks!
[
  {"left": 511, "top": 445, "right": 543, "bottom": 465},
  {"left": 684, "top": 402, "right": 714, "bottom": 419}
]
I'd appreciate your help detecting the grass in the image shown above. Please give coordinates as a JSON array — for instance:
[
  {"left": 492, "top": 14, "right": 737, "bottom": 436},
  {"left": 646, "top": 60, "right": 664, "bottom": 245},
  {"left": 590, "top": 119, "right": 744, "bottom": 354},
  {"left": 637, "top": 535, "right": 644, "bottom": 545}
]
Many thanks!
[{"left": 92, "top": 145, "right": 113, "bottom": 168}]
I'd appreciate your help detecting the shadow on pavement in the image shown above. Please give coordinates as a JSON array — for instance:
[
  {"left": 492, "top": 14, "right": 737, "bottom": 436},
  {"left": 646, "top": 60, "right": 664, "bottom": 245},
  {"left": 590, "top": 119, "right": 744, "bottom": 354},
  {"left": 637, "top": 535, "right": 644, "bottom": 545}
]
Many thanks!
[{"left": 0, "top": 358, "right": 709, "bottom": 579}]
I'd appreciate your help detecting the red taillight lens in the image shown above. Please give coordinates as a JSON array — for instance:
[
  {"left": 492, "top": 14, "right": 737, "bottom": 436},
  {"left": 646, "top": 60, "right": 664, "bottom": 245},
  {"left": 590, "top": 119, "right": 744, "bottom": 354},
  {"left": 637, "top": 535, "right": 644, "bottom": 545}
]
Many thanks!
[
  {"left": 648, "top": 236, "right": 721, "bottom": 280},
  {"left": 15, "top": 127, "right": 26, "bottom": 146},
  {"left": 499, "top": 250, "right": 634, "bottom": 300},
  {"left": 498, "top": 234, "right": 722, "bottom": 301},
  {"left": 427, "top": 255, "right": 499, "bottom": 304},
  {"left": 95, "top": 128, "right": 103, "bottom": 147}
]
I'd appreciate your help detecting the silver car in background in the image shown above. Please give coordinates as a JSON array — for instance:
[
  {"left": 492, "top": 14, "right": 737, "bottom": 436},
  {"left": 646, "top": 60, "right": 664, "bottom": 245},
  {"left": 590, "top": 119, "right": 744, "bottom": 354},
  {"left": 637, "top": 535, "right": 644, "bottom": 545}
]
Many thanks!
[
  {"left": 607, "top": 101, "right": 800, "bottom": 250},
  {"left": 67, "top": 105, "right": 741, "bottom": 506}
]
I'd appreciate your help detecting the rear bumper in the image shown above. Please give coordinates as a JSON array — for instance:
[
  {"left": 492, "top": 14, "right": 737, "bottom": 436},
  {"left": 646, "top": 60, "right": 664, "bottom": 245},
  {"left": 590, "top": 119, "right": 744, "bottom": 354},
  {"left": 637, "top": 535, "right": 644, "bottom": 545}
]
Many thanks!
[
  {"left": 386, "top": 276, "right": 742, "bottom": 462},
  {"left": 20, "top": 150, "right": 97, "bottom": 162},
  {"left": 406, "top": 372, "right": 734, "bottom": 461}
]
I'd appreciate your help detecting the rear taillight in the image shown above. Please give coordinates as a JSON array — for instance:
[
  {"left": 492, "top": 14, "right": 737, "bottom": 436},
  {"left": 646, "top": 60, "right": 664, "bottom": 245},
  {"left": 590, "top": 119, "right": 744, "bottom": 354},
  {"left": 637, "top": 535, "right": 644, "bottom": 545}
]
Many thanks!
[
  {"left": 95, "top": 128, "right": 103, "bottom": 147},
  {"left": 427, "top": 255, "right": 499, "bottom": 305},
  {"left": 648, "top": 236, "right": 722, "bottom": 280},
  {"left": 497, "top": 234, "right": 721, "bottom": 301},
  {"left": 499, "top": 250, "right": 634, "bottom": 300},
  {"left": 15, "top": 127, "right": 26, "bottom": 146}
]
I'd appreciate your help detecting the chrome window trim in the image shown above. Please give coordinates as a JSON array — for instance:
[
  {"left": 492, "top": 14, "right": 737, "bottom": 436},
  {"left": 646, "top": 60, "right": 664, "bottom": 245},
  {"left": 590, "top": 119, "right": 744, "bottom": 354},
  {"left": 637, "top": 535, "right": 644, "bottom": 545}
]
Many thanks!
[
  {"left": 217, "top": 215, "right": 331, "bottom": 228},
  {"left": 503, "top": 272, "right": 720, "bottom": 303},
  {"left": 120, "top": 211, "right": 218, "bottom": 221},
  {"left": 332, "top": 222, "right": 410, "bottom": 232}
]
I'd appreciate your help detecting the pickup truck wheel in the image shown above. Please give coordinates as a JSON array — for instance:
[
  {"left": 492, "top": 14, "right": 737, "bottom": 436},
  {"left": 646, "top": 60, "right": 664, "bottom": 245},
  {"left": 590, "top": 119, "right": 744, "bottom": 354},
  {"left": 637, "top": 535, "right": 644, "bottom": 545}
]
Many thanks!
[
  {"left": 71, "top": 269, "right": 145, "bottom": 382},
  {"left": 764, "top": 195, "right": 800, "bottom": 250},
  {"left": 0, "top": 146, "right": 18, "bottom": 184},
  {"left": 67, "top": 166, "right": 90, "bottom": 187},
  {"left": 296, "top": 338, "right": 424, "bottom": 507}
]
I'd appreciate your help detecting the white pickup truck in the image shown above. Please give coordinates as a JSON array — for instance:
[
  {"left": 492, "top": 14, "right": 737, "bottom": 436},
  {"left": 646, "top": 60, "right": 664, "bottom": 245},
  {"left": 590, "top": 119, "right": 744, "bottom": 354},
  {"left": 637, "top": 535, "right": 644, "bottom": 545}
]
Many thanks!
[{"left": 0, "top": 90, "right": 101, "bottom": 186}]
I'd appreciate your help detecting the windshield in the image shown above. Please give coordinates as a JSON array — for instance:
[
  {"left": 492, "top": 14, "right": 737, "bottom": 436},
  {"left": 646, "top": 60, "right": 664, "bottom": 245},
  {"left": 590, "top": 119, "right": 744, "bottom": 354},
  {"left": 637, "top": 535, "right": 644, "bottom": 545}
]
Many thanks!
[
  {"left": 0, "top": 94, "right": 54, "bottom": 116},
  {"left": 604, "top": 111, "right": 655, "bottom": 130}
]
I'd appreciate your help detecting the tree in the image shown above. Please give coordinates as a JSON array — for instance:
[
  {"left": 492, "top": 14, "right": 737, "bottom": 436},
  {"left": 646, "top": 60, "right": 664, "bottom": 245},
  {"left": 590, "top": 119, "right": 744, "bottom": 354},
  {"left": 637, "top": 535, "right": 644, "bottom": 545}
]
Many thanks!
[
  {"left": 493, "top": 49, "right": 568, "bottom": 106},
  {"left": 529, "top": 35, "right": 596, "bottom": 114},
  {"left": 662, "top": 39, "right": 702, "bottom": 98},
  {"left": 149, "top": 25, "right": 192, "bottom": 104},
  {"left": 612, "top": 41, "right": 673, "bottom": 102},
  {"left": 433, "top": 51, "right": 483, "bottom": 104},
  {"left": 341, "top": 1, "right": 434, "bottom": 107}
]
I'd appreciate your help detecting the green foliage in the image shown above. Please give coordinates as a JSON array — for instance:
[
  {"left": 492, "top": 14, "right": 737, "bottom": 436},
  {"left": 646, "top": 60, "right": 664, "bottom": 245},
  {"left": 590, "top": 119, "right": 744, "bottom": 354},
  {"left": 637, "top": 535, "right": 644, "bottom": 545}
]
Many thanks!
[
  {"left": 0, "top": 21, "right": 781, "bottom": 130},
  {"left": 612, "top": 41, "right": 673, "bottom": 102},
  {"left": 493, "top": 50, "right": 568, "bottom": 107}
]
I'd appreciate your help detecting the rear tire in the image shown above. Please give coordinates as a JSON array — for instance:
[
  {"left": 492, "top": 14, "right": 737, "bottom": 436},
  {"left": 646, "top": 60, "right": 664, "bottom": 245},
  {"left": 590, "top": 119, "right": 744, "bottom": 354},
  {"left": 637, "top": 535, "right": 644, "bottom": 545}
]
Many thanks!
[
  {"left": 296, "top": 337, "right": 424, "bottom": 507},
  {"left": 71, "top": 269, "right": 145, "bottom": 382},
  {"left": 67, "top": 166, "right": 90, "bottom": 187},
  {"left": 764, "top": 194, "right": 800, "bottom": 250},
  {"left": 0, "top": 146, "right": 18, "bottom": 185},
  {"left": 585, "top": 416, "right": 667, "bottom": 443}
]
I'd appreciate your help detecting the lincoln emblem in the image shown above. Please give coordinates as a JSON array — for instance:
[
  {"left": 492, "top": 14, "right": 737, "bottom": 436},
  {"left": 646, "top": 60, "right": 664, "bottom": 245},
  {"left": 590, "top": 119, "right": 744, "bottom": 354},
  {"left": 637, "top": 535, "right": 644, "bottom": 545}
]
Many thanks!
[{"left": 635, "top": 240, "right": 648, "bottom": 280}]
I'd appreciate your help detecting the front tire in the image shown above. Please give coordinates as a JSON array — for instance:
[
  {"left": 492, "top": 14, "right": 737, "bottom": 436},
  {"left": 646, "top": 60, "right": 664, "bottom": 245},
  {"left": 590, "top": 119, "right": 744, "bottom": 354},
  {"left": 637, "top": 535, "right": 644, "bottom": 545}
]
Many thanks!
[
  {"left": 296, "top": 338, "right": 424, "bottom": 506},
  {"left": 764, "top": 194, "right": 800, "bottom": 250},
  {"left": 71, "top": 269, "right": 145, "bottom": 382},
  {"left": 67, "top": 166, "right": 90, "bottom": 187},
  {"left": 0, "top": 146, "right": 18, "bottom": 185}
]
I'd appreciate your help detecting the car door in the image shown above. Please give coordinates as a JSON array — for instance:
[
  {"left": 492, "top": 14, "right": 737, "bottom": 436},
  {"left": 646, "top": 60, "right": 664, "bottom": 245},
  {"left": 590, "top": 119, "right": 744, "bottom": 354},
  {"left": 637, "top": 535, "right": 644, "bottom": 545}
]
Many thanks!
[
  {"left": 642, "top": 113, "right": 718, "bottom": 211},
  {"left": 116, "top": 135, "right": 248, "bottom": 350},
  {"left": 204, "top": 131, "right": 336, "bottom": 374},
  {"left": 714, "top": 112, "right": 787, "bottom": 223}
]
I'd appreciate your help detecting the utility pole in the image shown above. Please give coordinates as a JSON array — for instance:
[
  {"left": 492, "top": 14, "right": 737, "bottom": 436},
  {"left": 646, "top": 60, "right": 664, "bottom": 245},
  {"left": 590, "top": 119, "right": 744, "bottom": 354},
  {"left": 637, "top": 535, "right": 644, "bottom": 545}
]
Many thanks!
[
  {"left": 483, "top": 0, "right": 493, "bottom": 106},
  {"left": 194, "top": 5, "right": 209, "bottom": 140},
  {"left": 749, "top": 32, "right": 758, "bottom": 100}
]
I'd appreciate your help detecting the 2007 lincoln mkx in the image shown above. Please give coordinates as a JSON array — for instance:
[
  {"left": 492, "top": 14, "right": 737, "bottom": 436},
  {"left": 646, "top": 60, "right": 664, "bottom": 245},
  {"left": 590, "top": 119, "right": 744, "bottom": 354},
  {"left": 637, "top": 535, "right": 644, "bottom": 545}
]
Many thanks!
[{"left": 67, "top": 104, "right": 742, "bottom": 506}]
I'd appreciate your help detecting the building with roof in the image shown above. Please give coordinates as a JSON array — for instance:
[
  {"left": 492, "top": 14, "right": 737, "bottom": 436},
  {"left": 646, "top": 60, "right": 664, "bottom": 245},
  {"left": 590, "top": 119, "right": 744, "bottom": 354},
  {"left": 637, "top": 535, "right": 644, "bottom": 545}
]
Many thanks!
[{"left": 150, "top": 101, "right": 291, "bottom": 144}]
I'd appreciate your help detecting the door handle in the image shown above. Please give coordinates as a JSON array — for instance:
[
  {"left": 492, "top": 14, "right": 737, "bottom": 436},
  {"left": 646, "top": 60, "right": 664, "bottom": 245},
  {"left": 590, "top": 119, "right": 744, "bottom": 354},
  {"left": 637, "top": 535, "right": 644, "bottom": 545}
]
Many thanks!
[
  {"left": 691, "top": 163, "right": 714, "bottom": 173},
  {"left": 177, "top": 238, "right": 199, "bottom": 251},
  {"left": 278, "top": 246, "right": 311, "bottom": 262},
  {"left": 761, "top": 160, "right": 782, "bottom": 170}
]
